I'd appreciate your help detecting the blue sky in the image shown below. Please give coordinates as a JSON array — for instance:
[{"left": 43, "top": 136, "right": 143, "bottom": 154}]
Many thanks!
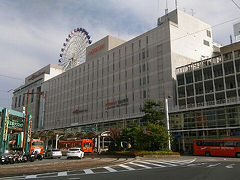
[{"left": 0, "top": 0, "right": 240, "bottom": 108}]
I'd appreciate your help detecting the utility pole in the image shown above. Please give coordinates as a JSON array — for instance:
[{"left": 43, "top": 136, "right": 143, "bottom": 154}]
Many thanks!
[
  {"left": 22, "top": 90, "right": 30, "bottom": 153},
  {"left": 165, "top": 98, "right": 171, "bottom": 151}
]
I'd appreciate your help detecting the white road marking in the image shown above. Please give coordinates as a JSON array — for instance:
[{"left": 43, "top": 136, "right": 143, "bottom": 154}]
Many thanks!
[
  {"left": 58, "top": 171, "right": 67, "bottom": 176},
  {"left": 187, "top": 163, "right": 206, "bottom": 167},
  {"left": 129, "top": 162, "right": 152, "bottom": 169},
  {"left": 207, "top": 163, "right": 221, "bottom": 167},
  {"left": 135, "top": 160, "right": 166, "bottom": 167},
  {"left": 84, "top": 169, "right": 94, "bottom": 174},
  {"left": 226, "top": 164, "right": 235, "bottom": 169},
  {"left": 119, "top": 164, "right": 135, "bottom": 170},
  {"left": 104, "top": 167, "right": 117, "bottom": 172},
  {"left": 145, "top": 160, "right": 177, "bottom": 166},
  {"left": 25, "top": 175, "right": 37, "bottom": 179}
]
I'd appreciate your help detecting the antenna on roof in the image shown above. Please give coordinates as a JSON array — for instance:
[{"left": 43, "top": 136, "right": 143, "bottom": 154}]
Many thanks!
[
  {"left": 191, "top": 9, "right": 195, "bottom": 16},
  {"left": 165, "top": 0, "right": 168, "bottom": 14},
  {"left": 175, "top": 0, "right": 178, "bottom": 9}
]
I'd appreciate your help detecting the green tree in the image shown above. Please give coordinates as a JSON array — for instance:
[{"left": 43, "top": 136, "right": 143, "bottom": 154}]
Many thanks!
[
  {"left": 121, "top": 123, "right": 170, "bottom": 151},
  {"left": 141, "top": 99, "right": 165, "bottom": 125}
]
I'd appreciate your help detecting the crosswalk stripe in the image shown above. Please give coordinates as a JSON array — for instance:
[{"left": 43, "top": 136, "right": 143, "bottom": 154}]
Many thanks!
[
  {"left": 119, "top": 164, "right": 135, "bottom": 170},
  {"left": 129, "top": 162, "right": 152, "bottom": 169},
  {"left": 135, "top": 160, "right": 166, "bottom": 167},
  {"left": 207, "top": 163, "right": 221, "bottom": 167},
  {"left": 58, "top": 171, "right": 67, "bottom": 176},
  {"left": 226, "top": 164, "right": 235, "bottom": 168},
  {"left": 104, "top": 167, "right": 117, "bottom": 172},
  {"left": 25, "top": 175, "right": 37, "bottom": 179},
  {"left": 84, "top": 169, "right": 94, "bottom": 174},
  {"left": 145, "top": 160, "right": 177, "bottom": 166}
]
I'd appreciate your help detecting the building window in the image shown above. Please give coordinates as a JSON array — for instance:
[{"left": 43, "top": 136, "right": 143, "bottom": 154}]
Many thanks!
[
  {"left": 203, "top": 40, "right": 210, "bottom": 46},
  {"left": 22, "top": 94, "right": 25, "bottom": 106},
  {"left": 143, "top": 77, "right": 146, "bottom": 85},
  {"left": 142, "top": 48, "right": 145, "bottom": 59},
  {"left": 139, "top": 39, "right": 141, "bottom": 49},
  {"left": 15, "top": 97, "right": 17, "bottom": 108},
  {"left": 146, "top": 48, "right": 149, "bottom": 58},
  {"left": 31, "top": 89, "right": 34, "bottom": 103},
  {"left": 146, "top": 36, "right": 148, "bottom": 44},
  {"left": 143, "top": 90, "right": 147, "bottom": 99},
  {"left": 206, "top": 30, "right": 211, "bottom": 38},
  {"left": 18, "top": 95, "right": 21, "bottom": 107},
  {"left": 143, "top": 64, "right": 146, "bottom": 72},
  {"left": 132, "top": 43, "right": 134, "bottom": 53}
]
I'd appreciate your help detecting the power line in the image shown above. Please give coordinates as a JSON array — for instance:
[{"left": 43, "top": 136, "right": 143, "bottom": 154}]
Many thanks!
[
  {"left": 0, "top": 74, "right": 23, "bottom": 81},
  {"left": 232, "top": 0, "right": 240, "bottom": 10}
]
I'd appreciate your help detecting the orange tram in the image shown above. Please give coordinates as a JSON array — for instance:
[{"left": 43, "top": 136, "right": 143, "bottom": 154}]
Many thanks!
[{"left": 58, "top": 139, "right": 93, "bottom": 153}]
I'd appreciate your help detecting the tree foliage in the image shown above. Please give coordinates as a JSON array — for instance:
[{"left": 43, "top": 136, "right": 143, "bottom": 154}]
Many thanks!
[
  {"left": 141, "top": 99, "right": 165, "bottom": 125},
  {"left": 122, "top": 123, "right": 169, "bottom": 151}
]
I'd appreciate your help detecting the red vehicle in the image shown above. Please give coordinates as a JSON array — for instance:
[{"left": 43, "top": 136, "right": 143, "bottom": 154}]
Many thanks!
[
  {"left": 30, "top": 139, "right": 44, "bottom": 154},
  {"left": 193, "top": 138, "right": 240, "bottom": 157},
  {"left": 58, "top": 139, "right": 93, "bottom": 153}
]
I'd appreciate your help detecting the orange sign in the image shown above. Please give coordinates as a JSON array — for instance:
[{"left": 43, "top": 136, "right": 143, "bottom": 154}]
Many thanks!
[
  {"left": 88, "top": 44, "right": 104, "bottom": 55},
  {"left": 28, "top": 71, "right": 45, "bottom": 82}
]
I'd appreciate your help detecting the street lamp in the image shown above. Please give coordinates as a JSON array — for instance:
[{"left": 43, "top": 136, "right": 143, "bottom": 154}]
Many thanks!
[
  {"left": 165, "top": 96, "right": 171, "bottom": 151},
  {"left": 56, "top": 134, "right": 64, "bottom": 149}
]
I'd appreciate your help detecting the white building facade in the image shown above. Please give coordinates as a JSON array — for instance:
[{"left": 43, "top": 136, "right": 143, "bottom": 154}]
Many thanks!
[{"left": 12, "top": 10, "right": 216, "bottom": 133}]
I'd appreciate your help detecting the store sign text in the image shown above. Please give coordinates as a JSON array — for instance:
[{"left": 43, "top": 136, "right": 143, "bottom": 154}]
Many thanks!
[
  {"left": 73, "top": 109, "right": 88, "bottom": 114},
  {"left": 28, "top": 71, "right": 45, "bottom": 82},
  {"left": 105, "top": 98, "right": 128, "bottom": 109},
  {"left": 88, "top": 44, "right": 104, "bottom": 55}
]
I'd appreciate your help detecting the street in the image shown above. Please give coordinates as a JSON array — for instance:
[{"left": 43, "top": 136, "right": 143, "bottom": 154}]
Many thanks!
[{"left": 1, "top": 156, "right": 240, "bottom": 180}]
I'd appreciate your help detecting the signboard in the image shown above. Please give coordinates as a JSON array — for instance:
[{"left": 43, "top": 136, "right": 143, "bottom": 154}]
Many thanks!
[
  {"left": 105, "top": 98, "right": 129, "bottom": 109},
  {"left": 88, "top": 44, "right": 104, "bottom": 55},
  {"left": 27, "top": 71, "right": 45, "bottom": 82},
  {"left": 233, "top": 22, "right": 240, "bottom": 37},
  {"left": 8, "top": 119, "right": 24, "bottom": 131},
  {"left": 73, "top": 109, "right": 88, "bottom": 114}
]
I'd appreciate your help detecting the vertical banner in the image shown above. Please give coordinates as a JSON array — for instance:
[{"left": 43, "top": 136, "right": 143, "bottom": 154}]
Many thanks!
[
  {"left": 3, "top": 109, "right": 9, "bottom": 141},
  {"left": 27, "top": 115, "right": 32, "bottom": 142}
]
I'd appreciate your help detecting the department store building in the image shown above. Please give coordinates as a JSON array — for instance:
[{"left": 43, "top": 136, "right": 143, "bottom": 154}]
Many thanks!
[{"left": 12, "top": 9, "right": 217, "bottom": 143}]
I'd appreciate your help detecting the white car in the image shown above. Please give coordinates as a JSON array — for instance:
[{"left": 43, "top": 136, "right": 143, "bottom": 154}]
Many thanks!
[
  {"left": 67, "top": 148, "right": 84, "bottom": 159},
  {"left": 45, "top": 149, "right": 62, "bottom": 159}
]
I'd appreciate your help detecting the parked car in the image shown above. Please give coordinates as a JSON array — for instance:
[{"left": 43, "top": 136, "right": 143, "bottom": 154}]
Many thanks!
[
  {"left": 67, "top": 148, "right": 84, "bottom": 159},
  {"left": 45, "top": 149, "right": 62, "bottom": 159}
]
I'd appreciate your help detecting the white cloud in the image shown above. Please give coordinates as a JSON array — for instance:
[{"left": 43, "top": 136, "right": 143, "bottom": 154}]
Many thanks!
[{"left": 0, "top": 0, "right": 240, "bottom": 108}]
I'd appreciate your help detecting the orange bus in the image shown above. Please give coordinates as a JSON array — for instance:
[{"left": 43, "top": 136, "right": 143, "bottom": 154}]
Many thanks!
[
  {"left": 58, "top": 139, "right": 93, "bottom": 153},
  {"left": 193, "top": 138, "right": 240, "bottom": 157},
  {"left": 30, "top": 139, "right": 44, "bottom": 154}
]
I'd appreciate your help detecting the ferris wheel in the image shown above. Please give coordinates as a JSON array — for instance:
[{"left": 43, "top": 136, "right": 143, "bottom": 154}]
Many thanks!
[{"left": 58, "top": 28, "right": 92, "bottom": 71}]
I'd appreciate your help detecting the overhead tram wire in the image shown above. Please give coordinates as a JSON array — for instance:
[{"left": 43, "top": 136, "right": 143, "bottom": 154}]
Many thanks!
[
  {"left": 232, "top": 0, "right": 240, "bottom": 10},
  {"left": 0, "top": 74, "right": 23, "bottom": 81}
]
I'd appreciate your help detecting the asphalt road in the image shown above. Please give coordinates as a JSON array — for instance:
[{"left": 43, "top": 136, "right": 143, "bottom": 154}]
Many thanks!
[{"left": 2, "top": 156, "right": 240, "bottom": 180}]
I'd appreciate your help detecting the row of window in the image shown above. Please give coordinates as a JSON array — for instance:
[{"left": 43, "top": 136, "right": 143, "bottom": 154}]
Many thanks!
[
  {"left": 14, "top": 89, "right": 35, "bottom": 108},
  {"left": 196, "top": 140, "right": 240, "bottom": 147}
]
